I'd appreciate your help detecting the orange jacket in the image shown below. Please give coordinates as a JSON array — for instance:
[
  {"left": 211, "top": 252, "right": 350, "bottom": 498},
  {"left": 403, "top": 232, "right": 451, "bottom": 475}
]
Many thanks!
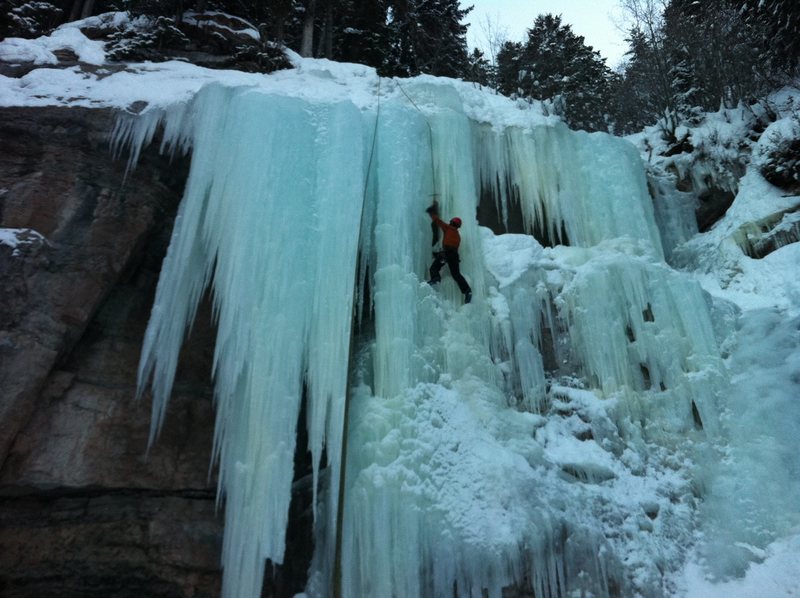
[{"left": 430, "top": 215, "right": 461, "bottom": 249}]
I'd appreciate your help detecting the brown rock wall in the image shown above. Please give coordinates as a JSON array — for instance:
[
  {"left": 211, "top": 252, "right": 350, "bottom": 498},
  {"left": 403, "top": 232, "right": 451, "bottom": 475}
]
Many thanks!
[
  {"left": 0, "top": 104, "right": 316, "bottom": 598},
  {"left": 0, "top": 105, "right": 225, "bottom": 597},
  {"left": 0, "top": 490, "right": 221, "bottom": 598},
  {"left": 0, "top": 105, "right": 189, "bottom": 460}
]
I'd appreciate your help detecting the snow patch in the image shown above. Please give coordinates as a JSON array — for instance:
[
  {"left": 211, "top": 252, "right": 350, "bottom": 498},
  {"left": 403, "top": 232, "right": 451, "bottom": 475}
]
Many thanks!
[
  {"left": 681, "top": 533, "right": 800, "bottom": 597},
  {"left": 0, "top": 227, "right": 46, "bottom": 256},
  {"left": 0, "top": 27, "right": 106, "bottom": 65}
]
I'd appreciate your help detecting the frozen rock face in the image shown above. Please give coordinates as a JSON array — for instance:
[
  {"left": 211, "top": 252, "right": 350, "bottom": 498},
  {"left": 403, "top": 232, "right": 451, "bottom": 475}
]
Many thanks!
[
  {"left": 124, "top": 83, "right": 720, "bottom": 598},
  {"left": 0, "top": 106, "right": 188, "bottom": 461},
  {"left": 0, "top": 106, "right": 226, "bottom": 597}
]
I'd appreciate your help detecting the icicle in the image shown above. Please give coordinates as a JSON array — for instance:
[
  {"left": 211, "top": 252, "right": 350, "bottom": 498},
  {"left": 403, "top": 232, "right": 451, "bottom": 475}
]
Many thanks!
[
  {"left": 111, "top": 103, "right": 191, "bottom": 176},
  {"left": 472, "top": 121, "right": 663, "bottom": 256},
  {"left": 132, "top": 83, "right": 368, "bottom": 598}
]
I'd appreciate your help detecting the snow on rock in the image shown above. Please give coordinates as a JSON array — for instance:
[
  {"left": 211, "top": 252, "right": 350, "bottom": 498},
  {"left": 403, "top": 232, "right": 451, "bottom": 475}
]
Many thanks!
[
  {"left": 0, "top": 37, "right": 59, "bottom": 65},
  {"left": 636, "top": 88, "right": 800, "bottom": 596},
  {"left": 0, "top": 27, "right": 106, "bottom": 65},
  {"left": 0, "top": 227, "right": 46, "bottom": 256},
  {"left": 0, "top": 25, "right": 558, "bottom": 130},
  {"left": 481, "top": 227, "right": 544, "bottom": 288},
  {"left": 59, "top": 11, "right": 132, "bottom": 31},
  {"left": 672, "top": 169, "right": 800, "bottom": 315},
  {"left": 182, "top": 11, "right": 261, "bottom": 42}
]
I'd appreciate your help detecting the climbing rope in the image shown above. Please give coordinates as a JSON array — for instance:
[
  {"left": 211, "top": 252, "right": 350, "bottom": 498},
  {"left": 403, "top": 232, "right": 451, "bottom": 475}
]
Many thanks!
[
  {"left": 394, "top": 77, "right": 438, "bottom": 200},
  {"left": 333, "top": 76, "right": 441, "bottom": 598},
  {"left": 395, "top": 77, "right": 443, "bottom": 249},
  {"left": 333, "top": 74, "right": 382, "bottom": 598}
]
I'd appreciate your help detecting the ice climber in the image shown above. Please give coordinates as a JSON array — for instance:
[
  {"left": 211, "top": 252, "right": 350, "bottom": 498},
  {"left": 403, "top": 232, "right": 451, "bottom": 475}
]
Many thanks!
[{"left": 425, "top": 200, "right": 472, "bottom": 304}]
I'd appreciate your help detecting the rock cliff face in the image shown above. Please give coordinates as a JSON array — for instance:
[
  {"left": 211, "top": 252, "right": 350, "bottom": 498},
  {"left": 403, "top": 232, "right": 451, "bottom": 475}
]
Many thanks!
[{"left": 0, "top": 106, "right": 223, "bottom": 597}]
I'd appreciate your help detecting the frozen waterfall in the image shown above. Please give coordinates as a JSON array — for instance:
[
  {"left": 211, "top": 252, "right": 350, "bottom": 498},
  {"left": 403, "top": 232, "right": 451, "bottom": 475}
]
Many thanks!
[{"left": 115, "top": 66, "right": 782, "bottom": 598}]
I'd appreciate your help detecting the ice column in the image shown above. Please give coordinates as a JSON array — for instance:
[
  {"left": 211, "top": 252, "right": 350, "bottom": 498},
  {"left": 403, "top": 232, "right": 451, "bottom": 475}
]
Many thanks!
[
  {"left": 555, "top": 249, "right": 722, "bottom": 437},
  {"left": 368, "top": 101, "right": 433, "bottom": 398},
  {"left": 339, "top": 82, "right": 633, "bottom": 598},
  {"left": 365, "top": 81, "right": 487, "bottom": 398},
  {"left": 133, "top": 84, "right": 367, "bottom": 598}
]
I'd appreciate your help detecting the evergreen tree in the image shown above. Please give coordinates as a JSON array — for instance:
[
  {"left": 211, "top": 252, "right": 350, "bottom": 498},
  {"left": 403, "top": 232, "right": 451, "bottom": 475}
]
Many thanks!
[
  {"left": 337, "top": 0, "right": 390, "bottom": 67},
  {"left": 739, "top": 0, "right": 800, "bottom": 79},
  {"left": 495, "top": 40, "right": 523, "bottom": 97},
  {"left": 668, "top": 44, "right": 702, "bottom": 125},
  {"left": 466, "top": 47, "right": 491, "bottom": 87},
  {"left": 516, "top": 14, "right": 614, "bottom": 131},
  {"left": 382, "top": 0, "right": 471, "bottom": 78},
  {"left": 263, "top": 0, "right": 301, "bottom": 48},
  {"left": 662, "top": 0, "right": 778, "bottom": 108},
  {"left": 606, "top": 67, "right": 644, "bottom": 134},
  {"left": 616, "top": 1, "right": 677, "bottom": 136},
  {"left": 619, "top": 27, "right": 662, "bottom": 120},
  {"left": 1, "top": 0, "right": 63, "bottom": 37},
  {"left": 609, "top": 0, "right": 795, "bottom": 134}
]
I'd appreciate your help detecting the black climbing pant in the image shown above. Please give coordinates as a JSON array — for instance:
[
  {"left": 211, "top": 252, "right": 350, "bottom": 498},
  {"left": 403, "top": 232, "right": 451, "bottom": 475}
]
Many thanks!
[{"left": 429, "top": 248, "right": 471, "bottom": 296}]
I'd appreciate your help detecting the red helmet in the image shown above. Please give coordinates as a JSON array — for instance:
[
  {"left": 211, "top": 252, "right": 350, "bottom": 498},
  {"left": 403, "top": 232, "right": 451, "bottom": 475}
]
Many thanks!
[{"left": 449, "top": 217, "right": 462, "bottom": 228}]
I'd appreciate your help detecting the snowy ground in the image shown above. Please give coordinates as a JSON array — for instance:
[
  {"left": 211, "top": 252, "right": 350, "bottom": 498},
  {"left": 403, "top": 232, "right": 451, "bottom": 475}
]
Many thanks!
[
  {"left": 2, "top": 17, "right": 798, "bottom": 597},
  {"left": 681, "top": 532, "right": 800, "bottom": 597}
]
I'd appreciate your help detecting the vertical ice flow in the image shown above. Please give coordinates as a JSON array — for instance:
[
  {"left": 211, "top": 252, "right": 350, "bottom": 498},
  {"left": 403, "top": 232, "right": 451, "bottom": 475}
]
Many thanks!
[
  {"left": 133, "top": 84, "right": 366, "bottom": 598},
  {"left": 123, "top": 74, "right": 733, "bottom": 598}
]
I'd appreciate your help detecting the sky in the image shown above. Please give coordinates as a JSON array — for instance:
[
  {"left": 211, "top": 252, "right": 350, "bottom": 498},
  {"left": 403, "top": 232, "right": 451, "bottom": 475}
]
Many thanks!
[{"left": 466, "top": 0, "right": 629, "bottom": 68}]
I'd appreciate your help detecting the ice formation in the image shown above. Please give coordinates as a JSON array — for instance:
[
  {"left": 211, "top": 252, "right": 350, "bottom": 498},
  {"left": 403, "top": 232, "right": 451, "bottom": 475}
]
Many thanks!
[{"left": 118, "top": 69, "right": 786, "bottom": 598}]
